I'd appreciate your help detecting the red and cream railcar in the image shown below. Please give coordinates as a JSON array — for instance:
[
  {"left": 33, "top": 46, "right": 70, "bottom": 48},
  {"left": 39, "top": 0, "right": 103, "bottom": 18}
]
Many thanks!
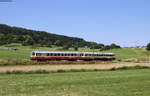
[{"left": 30, "top": 51, "right": 116, "bottom": 61}]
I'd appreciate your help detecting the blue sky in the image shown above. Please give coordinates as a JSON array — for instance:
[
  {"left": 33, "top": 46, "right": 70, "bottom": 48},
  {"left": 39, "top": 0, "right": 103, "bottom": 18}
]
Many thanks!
[{"left": 0, "top": 0, "right": 149, "bottom": 47}]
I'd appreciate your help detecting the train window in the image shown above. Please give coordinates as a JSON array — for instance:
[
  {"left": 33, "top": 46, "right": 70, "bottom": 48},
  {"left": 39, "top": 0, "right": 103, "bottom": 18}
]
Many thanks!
[
  {"left": 60, "top": 54, "right": 63, "bottom": 56},
  {"left": 56, "top": 53, "right": 59, "bottom": 56},
  {"left": 71, "top": 54, "right": 74, "bottom": 56},
  {"left": 36, "top": 53, "right": 42, "bottom": 56},
  {"left": 47, "top": 53, "right": 49, "bottom": 56},
  {"left": 74, "top": 54, "right": 77, "bottom": 56},
  {"left": 78, "top": 53, "right": 83, "bottom": 56},
  {"left": 68, "top": 54, "right": 70, "bottom": 56},
  {"left": 65, "top": 54, "right": 68, "bottom": 56},
  {"left": 41, "top": 53, "right": 47, "bottom": 56},
  {"left": 57, "top": 53, "right": 60, "bottom": 56},
  {"left": 63, "top": 54, "right": 66, "bottom": 56},
  {"left": 54, "top": 53, "right": 57, "bottom": 56},
  {"left": 53, "top": 53, "right": 56, "bottom": 56},
  {"left": 79, "top": 54, "right": 81, "bottom": 56},
  {"left": 100, "top": 54, "right": 103, "bottom": 56},
  {"left": 49, "top": 53, "right": 53, "bottom": 56}
]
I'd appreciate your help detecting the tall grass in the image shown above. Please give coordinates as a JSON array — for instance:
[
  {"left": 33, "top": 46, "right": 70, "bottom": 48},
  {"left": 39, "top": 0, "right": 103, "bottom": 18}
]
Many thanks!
[
  {"left": 1, "top": 65, "right": 150, "bottom": 74},
  {"left": 1, "top": 68, "right": 150, "bottom": 96},
  {"left": 0, "top": 59, "right": 115, "bottom": 66}
]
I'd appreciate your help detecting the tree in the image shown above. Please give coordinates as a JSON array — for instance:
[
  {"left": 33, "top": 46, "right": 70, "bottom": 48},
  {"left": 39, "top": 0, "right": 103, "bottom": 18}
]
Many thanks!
[
  {"left": 22, "top": 35, "right": 34, "bottom": 46},
  {"left": 146, "top": 43, "right": 150, "bottom": 51},
  {"left": 146, "top": 43, "right": 150, "bottom": 62},
  {"left": 110, "top": 44, "right": 121, "bottom": 49},
  {"left": 100, "top": 43, "right": 121, "bottom": 51}
]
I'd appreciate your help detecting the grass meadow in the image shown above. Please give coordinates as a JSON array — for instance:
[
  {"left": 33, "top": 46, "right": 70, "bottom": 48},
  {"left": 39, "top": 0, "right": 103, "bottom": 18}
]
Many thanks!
[
  {"left": 0, "top": 44, "right": 150, "bottom": 96},
  {"left": 0, "top": 69, "right": 150, "bottom": 96},
  {"left": 0, "top": 43, "right": 148, "bottom": 60}
]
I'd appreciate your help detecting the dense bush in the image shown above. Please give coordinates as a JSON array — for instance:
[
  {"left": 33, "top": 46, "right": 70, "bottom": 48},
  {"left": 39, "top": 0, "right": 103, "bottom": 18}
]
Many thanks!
[
  {"left": 146, "top": 43, "right": 150, "bottom": 51},
  {"left": 100, "top": 43, "right": 121, "bottom": 51}
]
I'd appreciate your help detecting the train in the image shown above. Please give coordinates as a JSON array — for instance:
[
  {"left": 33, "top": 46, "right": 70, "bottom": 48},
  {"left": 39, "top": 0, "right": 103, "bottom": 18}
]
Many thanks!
[{"left": 30, "top": 51, "right": 116, "bottom": 61}]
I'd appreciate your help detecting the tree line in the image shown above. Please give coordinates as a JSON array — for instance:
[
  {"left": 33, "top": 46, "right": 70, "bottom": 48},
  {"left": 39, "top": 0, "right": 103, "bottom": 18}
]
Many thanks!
[{"left": 0, "top": 24, "right": 121, "bottom": 50}]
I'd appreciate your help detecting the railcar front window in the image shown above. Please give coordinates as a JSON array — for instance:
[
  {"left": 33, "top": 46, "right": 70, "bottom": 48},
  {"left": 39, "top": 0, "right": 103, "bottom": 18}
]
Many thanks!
[{"left": 32, "top": 52, "right": 35, "bottom": 56}]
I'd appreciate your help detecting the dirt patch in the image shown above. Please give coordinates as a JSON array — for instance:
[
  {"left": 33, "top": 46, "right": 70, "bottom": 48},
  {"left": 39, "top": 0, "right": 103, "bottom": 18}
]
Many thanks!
[{"left": 0, "top": 62, "right": 150, "bottom": 72}]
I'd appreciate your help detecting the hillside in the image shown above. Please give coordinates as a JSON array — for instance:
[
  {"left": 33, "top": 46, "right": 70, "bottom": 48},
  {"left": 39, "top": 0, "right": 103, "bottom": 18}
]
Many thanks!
[{"left": 0, "top": 24, "right": 103, "bottom": 48}]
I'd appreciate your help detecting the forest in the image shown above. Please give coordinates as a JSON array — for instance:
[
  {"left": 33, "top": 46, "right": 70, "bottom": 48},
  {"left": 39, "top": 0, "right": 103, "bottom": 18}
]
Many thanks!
[{"left": 0, "top": 24, "right": 120, "bottom": 50}]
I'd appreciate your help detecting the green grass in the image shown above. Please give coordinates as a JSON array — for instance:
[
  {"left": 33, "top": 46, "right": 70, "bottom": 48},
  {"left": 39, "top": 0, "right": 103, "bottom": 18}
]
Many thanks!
[
  {"left": 0, "top": 69, "right": 150, "bottom": 96},
  {"left": 1, "top": 65, "right": 149, "bottom": 74},
  {"left": 0, "top": 43, "right": 148, "bottom": 60},
  {"left": 105, "top": 48, "right": 147, "bottom": 60}
]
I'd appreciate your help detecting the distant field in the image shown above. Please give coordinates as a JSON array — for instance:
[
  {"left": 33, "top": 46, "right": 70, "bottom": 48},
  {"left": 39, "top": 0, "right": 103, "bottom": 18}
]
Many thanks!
[
  {"left": 0, "top": 43, "right": 148, "bottom": 60},
  {"left": 0, "top": 69, "right": 150, "bottom": 96},
  {"left": 105, "top": 48, "right": 147, "bottom": 60}
]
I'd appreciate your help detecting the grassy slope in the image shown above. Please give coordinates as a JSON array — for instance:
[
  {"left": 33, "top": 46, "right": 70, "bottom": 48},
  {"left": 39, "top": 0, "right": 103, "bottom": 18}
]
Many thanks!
[
  {"left": 0, "top": 44, "right": 147, "bottom": 60},
  {"left": 0, "top": 69, "right": 150, "bottom": 96},
  {"left": 105, "top": 48, "right": 147, "bottom": 59}
]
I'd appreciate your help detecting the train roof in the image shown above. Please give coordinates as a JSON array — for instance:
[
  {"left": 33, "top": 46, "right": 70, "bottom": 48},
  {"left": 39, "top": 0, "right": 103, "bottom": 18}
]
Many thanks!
[{"left": 32, "top": 51, "right": 115, "bottom": 55}]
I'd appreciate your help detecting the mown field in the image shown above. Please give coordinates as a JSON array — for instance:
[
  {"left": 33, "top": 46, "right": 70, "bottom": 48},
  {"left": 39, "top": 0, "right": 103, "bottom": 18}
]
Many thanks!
[
  {"left": 0, "top": 43, "right": 148, "bottom": 60},
  {"left": 0, "top": 69, "right": 150, "bottom": 96}
]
